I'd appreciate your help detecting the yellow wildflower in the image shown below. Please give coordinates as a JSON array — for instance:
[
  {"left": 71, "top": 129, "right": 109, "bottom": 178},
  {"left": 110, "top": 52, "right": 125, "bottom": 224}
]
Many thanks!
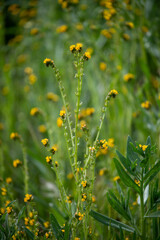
[
  {"left": 101, "top": 29, "right": 112, "bottom": 39},
  {"left": 44, "top": 221, "right": 50, "bottom": 228},
  {"left": 141, "top": 101, "right": 151, "bottom": 110},
  {"left": 10, "top": 132, "right": 20, "bottom": 140},
  {"left": 75, "top": 43, "right": 83, "bottom": 51},
  {"left": 99, "top": 62, "right": 107, "bottom": 71},
  {"left": 24, "top": 194, "right": 33, "bottom": 202},
  {"left": 29, "top": 74, "right": 37, "bottom": 85},
  {"left": 126, "top": 22, "right": 134, "bottom": 29},
  {"left": 29, "top": 212, "right": 33, "bottom": 218},
  {"left": 43, "top": 58, "right": 54, "bottom": 67},
  {"left": 0, "top": 208, "right": 5, "bottom": 215},
  {"left": 55, "top": 161, "right": 58, "bottom": 167},
  {"left": 38, "top": 125, "right": 47, "bottom": 133},
  {"left": 99, "top": 169, "right": 105, "bottom": 176},
  {"left": 81, "top": 180, "right": 87, "bottom": 188},
  {"left": 13, "top": 159, "right": 22, "bottom": 168},
  {"left": 76, "top": 23, "right": 83, "bottom": 31},
  {"left": 46, "top": 156, "right": 52, "bottom": 164},
  {"left": 30, "top": 219, "right": 35, "bottom": 226},
  {"left": 30, "top": 28, "right": 39, "bottom": 35},
  {"left": 1, "top": 187, "right": 7, "bottom": 196},
  {"left": 107, "top": 138, "right": 114, "bottom": 148},
  {"left": 70, "top": 45, "right": 76, "bottom": 53},
  {"left": 123, "top": 33, "right": 130, "bottom": 40},
  {"left": 139, "top": 144, "right": 148, "bottom": 151},
  {"left": 60, "top": 110, "right": 66, "bottom": 119},
  {"left": 67, "top": 172, "right": 74, "bottom": 179},
  {"left": 24, "top": 67, "right": 33, "bottom": 75},
  {"left": 6, "top": 207, "right": 12, "bottom": 214},
  {"left": 56, "top": 25, "right": 68, "bottom": 33},
  {"left": 57, "top": 117, "right": 63, "bottom": 127},
  {"left": 134, "top": 179, "right": 140, "bottom": 187},
  {"left": 108, "top": 89, "right": 118, "bottom": 98},
  {"left": 6, "top": 177, "right": 12, "bottom": 184},
  {"left": 41, "top": 138, "right": 49, "bottom": 147},
  {"left": 92, "top": 196, "right": 96, "bottom": 203},
  {"left": 113, "top": 176, "right": 120, "bottom": 181},
  {"left": 30, "top": 107, "right": 40, "bottom": 116},
  {"left": 123, "top": 73, "right": 134, "bottom": 82},
  {"left": 46, "top": 92, "right": 59, "bottom": 102}
]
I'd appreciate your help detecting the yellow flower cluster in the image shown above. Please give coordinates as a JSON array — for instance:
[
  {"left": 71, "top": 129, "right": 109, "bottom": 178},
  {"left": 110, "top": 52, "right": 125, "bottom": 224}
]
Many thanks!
[
  {"left": 81, "top": 193, "right": 87, "bottom": 202},
  {"left": 108, "top": 89, "right": 118, "bottom": 98},
  {"left": 81, "top": 180, "right": 87, "bottom": 188},
  {"left": 6, "top": 207, "right": 12, "bottom": 214},
  {"left": 78, "top": 108, "right": 95, "bottom": 120},
  {"left": 57, "top": 117, "right": 63, "bottom": 127},
  {"left": 66, "top": 195, "right": 72, "bottom": 203},
  {"left": 123, "top": 73, "right": 134, "bottom": 82},
  {"left": 123, "top": 33, "right": 130, "bottom": 40},
  {"left": 83, "top": 51, "right": 91, "bottom": 61},
  {"left": 56, "top": 25, "right": 68, "bottom": 33},
  {"left": 10, "top": 132, "right": 20, "bottom": 140},
  {"left": 30, "top": 28, "right": 39, "bottom": 35},
  {"left": 6, "top": 177, "right": 12, "bottom": 184},
  {"left": 67, "top": 172, "right": 74, "bottom": 179},
  {"left": 139, "top": 144, "right": 148, "bottom": 151},
  {"left": 43, "top": 58, "right": 54, "bottom": 67},
  {"left": 41, "top": 138, "right": 49, "bottom": 147},
  {"left": 45, "top": 232, "right": 52, "bottom": 239},
  {"left": 60, "top": 110, "right": 66, "bottom": 119},
  {"left": 24, "top": 194, "right": 33, "bottom": 202},
  {"left": 38, "top": 125, "right": 47, "bottom": 133},
  {"left": 46, "top": 156, "right": 52, "bottom": 164},
  {"left": 58, "top": 0, "right": 79, "bottom": 9},
  {"left": 135, "top": 179, "right": 140, "bottom": 187},
  {"left": 46, "top": 92, "right": 59, "bottom": 102},
  {"left": 75, "top": 211, "right": 85, "bottom": 221},
  {"left": 1, "top": 187, "right": 7, "bottom": 196},
  {"left": 101, "top": 29, "right": 112, "bottom": 39},
  {"left": 70, "top": 43, "right": 83, "bottom": 53},
  {"left": 113, "top": 176, "right": 120, "bottom": 181},
  {"left": 55, "top": 161, "right": 59, "bottom": 167},
  {"left": 44, "top": 221, "right": 50, "bottom": 228},
  {"left": 13, "top": 159, "right": 22, "bottom": 168},
  {"left": 99, "top": 62, "right": 107, "bottom": 71},
  {"left": 30, "top": 107, "right": 40, "bottom": 116},
  {"left": 126, "top": 22, "right": 134, "bottom": 29},
  {"left": 50, "top": 145, "right": 57, "bottom": 154},
  {"left": 141, "top": 101, "right": 151, "bottom": 110}
]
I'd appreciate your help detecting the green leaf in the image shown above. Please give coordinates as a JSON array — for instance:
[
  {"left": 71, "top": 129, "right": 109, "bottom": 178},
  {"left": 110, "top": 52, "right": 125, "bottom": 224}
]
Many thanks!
[
  {"left": 64, "top": 222, "right": 70, "bottom": 240},
  {"left": 90, "top": 210, "right": 135, "bottom": 233},
  {"left": 146, "top": 136, "right": 151, "bottom": 145},
  {"left": 144, "top": 211, "right": 160, "bottom": 218},
  {"left": 113, "top": 158, "right": 140, "bottom": 194},
  {"left": 144, "top": 160, "right": 160, "bottom": 188},
  {"left": 116, "top": 150, "right": 134, "bottom": 175},
  {"left": 50, "top": 213, "right": 63, "bottom": 239},
  {"left": 107, "top": 190, "right": 131, "bottom": 221},
  {"left": 5, "top": 200, "right": 16, "bottom": 208},
  {"left": 17, "top": 206, "right": 26, "bottom": 224},
  {"left": 127, "top": 136, "right": 140, "bottom": 163},
  {"left": 24, "top": 227, "right": 34, "bottom": 240}
]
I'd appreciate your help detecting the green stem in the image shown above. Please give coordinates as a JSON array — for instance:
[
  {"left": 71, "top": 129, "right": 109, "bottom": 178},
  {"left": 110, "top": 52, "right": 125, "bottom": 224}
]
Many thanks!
[
  {"left": 21, "top": 141, "right": 29, "bottom": 195},
  {"left": 140, "top": 168, "right": 145, "bottom": 240},
  {"left": 54, "top": 66, "right": 75, "bottom": 151},
  {"left": 74, "top": 55, "right": 83, "bottom": 171}
]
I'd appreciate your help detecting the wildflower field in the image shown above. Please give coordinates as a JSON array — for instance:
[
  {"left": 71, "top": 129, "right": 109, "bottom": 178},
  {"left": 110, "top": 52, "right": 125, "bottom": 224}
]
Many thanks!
[{"left": 0, "top": 0, "right": 160, "bottom": 239}]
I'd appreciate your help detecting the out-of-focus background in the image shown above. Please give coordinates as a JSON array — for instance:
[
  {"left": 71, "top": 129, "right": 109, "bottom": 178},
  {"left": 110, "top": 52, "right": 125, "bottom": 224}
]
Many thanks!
[{"left": 0, "top": 0, "right": 160, "bottom": 229}]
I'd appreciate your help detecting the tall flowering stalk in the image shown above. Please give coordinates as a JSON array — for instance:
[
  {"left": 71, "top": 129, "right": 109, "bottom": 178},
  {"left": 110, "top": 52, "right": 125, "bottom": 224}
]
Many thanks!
[{"left": 43, "top": 46, "right": 118, "bottom": 239}]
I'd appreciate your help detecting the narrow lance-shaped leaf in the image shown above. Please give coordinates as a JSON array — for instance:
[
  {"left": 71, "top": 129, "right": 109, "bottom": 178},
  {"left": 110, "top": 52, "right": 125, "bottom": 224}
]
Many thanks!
[
  {"left": 107, "top": 191, "right": 131, "bottom": 221},
  {"left": 144, "top": 160, "right": 160, "bottom": 189},
  {"left": 90, "top": 210, "right": 135, "bottom": 233},
  {"left": 50, "top": 213, "right": 63, "bottom": 239},
  {"left": 144, "top": 211, "right": 160, "bottom": 218},
  {"left": 113, "top": 158, "right": 140, "bottom": 194}
]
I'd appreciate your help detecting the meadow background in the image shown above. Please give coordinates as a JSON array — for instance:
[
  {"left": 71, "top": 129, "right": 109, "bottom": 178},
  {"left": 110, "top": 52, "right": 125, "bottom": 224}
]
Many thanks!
[{"left": 0, "top": 0, "right": 160, "bottom": 239}]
